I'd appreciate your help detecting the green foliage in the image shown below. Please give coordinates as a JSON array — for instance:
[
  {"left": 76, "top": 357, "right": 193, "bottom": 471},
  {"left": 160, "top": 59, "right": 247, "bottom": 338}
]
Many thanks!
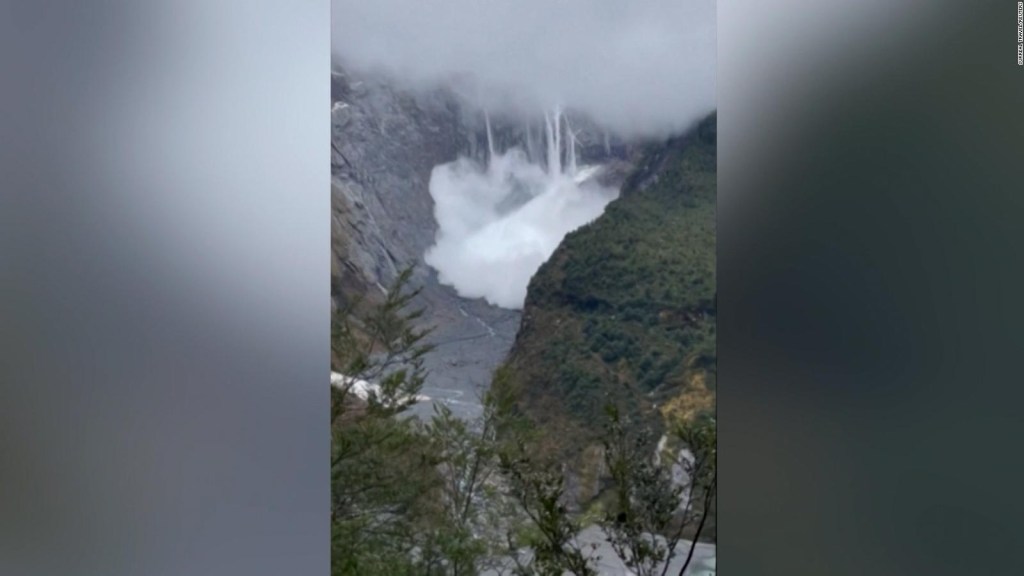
[
  {"left": 332, "top": 279, "right": 603, "bottom": 575},
  {"left": 331, "top": 412, "right": 440, "bottom": 575},
  {"left": 601, "top": 405, "right": 682, "bottom": 576},
  {"left": 498, "top": 438, "right": 599, "bottom": 576},
  {"left": 332, "top": 267, "right": 435, "bottom": 419},
  {"left": 331, "top": 268, "right": 441, "bottom": 575},
  {"left": 600, "top": 407, "right": 717, "bottom": 576},
  {"left": 418, "top": 388, "right": 522, "bottom": 576},
  {"left": 506, "top": 114, "right": 718, "bottom": 450},
  {"left": 672, "top": 414, "right": 717, "bottom": 556}
]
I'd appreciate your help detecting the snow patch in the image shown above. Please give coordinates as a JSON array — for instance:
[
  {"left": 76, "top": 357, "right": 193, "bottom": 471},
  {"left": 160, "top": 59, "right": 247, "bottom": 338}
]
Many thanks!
[{"left": 330, "top": 371, "right": 430, "bottom": 404}]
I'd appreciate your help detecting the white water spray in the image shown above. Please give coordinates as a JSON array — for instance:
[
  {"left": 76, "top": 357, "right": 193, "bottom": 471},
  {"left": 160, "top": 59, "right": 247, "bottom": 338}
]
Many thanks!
[{"left": 425, "top": 107, "right": 616, "bottom": 309}]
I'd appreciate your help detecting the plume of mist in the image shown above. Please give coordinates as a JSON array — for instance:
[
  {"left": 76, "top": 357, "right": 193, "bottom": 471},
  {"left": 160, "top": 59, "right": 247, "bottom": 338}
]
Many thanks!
[
  {"left": 425, "top": 148, "right": 616, "bottom": 308},
  {"left": 332, "top": 0, "right": 715, "bottom": 138}
]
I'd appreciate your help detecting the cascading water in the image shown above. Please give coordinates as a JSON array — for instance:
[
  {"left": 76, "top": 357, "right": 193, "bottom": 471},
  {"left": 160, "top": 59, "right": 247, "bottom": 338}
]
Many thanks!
[
  {"left": 424, "top": 107, "right": 617, "bottom": 309},
  {"left": 566, "top": 116, "right": 578, "bottom": 178},
  {"left": 543, "top": 107, "right": 563, "bottom": 177},
  {"left": 484, "top": 109, "right": 496, "bottom": 162},
  {"left": 524, "top": 122, "right": 538, "bottom": 165}
]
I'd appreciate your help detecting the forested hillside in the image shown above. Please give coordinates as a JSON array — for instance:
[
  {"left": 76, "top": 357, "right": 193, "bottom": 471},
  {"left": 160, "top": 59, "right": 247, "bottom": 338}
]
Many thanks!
[{"left": 501, "top": 113, "right": 716, "bottom": 485}]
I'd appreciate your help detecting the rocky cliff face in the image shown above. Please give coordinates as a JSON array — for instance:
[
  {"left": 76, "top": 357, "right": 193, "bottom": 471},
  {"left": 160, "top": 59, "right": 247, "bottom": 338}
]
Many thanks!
[
  {"left": 332, "top": 66, "right": 508, "bottom": 418},
  {"left": 331, "top": 67, "right": 460, "bottom": 303}
]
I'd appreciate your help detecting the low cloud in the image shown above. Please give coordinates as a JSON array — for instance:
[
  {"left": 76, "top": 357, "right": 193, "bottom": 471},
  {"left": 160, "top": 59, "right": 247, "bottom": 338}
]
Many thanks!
[{"left": 332, "top": 0, "right": 715, "bottom": 137}]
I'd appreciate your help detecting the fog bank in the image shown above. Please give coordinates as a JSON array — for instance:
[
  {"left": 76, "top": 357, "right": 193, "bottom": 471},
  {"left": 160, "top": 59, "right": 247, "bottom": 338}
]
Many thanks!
[{"left": 332, "top": 0, "right": 715, "bottom": 137}]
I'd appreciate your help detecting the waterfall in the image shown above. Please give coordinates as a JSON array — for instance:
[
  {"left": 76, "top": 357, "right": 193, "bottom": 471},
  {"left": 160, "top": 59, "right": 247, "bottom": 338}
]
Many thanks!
[
  {"left": 484, "top": 110, "right": 496, "bottom": 163},
  {"left": 483, "top": 105, "right": 578, "bottom": 179},
  {"left": 525, "top": 121, "right": 538, "bottom": 164},
  {"left": 565, "top": 115, "right": 578, "bottom": 178},
  {"left": 426, "top": 104, "right": 618, "bottom": 308},
  {"left": 543, "top": 107, "right": 563, "bottom": 177}
]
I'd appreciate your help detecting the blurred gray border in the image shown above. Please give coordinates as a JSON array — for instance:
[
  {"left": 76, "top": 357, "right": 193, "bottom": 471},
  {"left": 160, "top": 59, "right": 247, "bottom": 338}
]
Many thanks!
[
  {"left": 1, "top": 2, "right": 329, "bottom": 575},
  {"left": 719, "top": 1, "right": 1024, "bottom": 574}
]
